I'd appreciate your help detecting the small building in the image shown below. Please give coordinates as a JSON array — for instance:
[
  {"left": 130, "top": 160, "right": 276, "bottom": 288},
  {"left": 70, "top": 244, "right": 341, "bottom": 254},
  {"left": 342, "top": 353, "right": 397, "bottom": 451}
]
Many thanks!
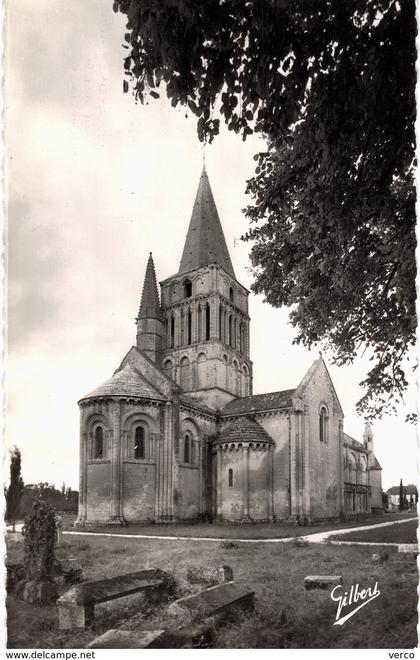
[
  {"left": 75, "top": 167, "right": 383, "bottom": 526},
  {"left": 387, "top": 484, "right": 417, "bottom": 510}
]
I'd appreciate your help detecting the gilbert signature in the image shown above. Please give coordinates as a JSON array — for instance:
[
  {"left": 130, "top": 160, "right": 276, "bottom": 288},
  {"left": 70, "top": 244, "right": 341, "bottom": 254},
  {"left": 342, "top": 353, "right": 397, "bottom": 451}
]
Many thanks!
[{"left": 331, "top": 581, "right": 380, "bottom": 625}]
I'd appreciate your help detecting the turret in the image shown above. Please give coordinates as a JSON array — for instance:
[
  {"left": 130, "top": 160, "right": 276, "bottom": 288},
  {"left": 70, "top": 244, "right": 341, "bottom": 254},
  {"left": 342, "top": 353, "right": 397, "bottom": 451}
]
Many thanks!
[{"left": 136, "top": 252, "right": 164, "bottom": 363}]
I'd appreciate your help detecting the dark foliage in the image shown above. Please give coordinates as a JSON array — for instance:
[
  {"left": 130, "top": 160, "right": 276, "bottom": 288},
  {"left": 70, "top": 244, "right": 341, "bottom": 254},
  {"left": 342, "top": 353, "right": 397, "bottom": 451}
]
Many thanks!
[
  {"left": 20, "top": 483, "right": 78, "bottom": 517},
  {"left": 6, "top": 447, "right": 24, "bottom": 530},
  {"left": 113, "top": 0, "right": 416, "bottom": 417}
]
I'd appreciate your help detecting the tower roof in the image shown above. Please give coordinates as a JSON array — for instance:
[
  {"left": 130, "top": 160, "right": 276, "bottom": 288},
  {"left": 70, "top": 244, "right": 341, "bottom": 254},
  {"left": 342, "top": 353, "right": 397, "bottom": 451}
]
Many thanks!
[
  {"left": 178, "top": 166, "right": 235, "bottom": 277},
  {"left": 138, "top": 253, "right": 162, "bottom": 320}
]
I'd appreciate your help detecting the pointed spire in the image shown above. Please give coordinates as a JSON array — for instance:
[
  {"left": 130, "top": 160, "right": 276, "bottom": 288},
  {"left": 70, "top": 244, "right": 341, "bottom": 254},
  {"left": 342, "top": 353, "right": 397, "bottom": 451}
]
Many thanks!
[
  {"left": 178, "top": 166, "right": 236, "bottom": 277},
  {"left": 138, "top": 252, "right": 162, "bottom": 319}
]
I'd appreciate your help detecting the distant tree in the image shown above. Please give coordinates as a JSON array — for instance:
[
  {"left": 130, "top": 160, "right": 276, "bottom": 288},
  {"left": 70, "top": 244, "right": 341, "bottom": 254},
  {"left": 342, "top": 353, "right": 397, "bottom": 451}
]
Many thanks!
[
  {"left": 381, "top": 490, "right": 389, "bottom": 510},
  {"left": 403, "top": 488, "right": 408, "bottom": 510},
  {"left": 398, "top": 479, "right": 404, "bottom": 511},
  {"left": 6, "top": 447, "right": 24, "bottom": 532},
  {"left": 61, "top": 482, "right": 66, "bottom": 495},
  {"left": 114, "top": 0, "right": 416, "bottom": 418},
  {"left": 415, "top": 487, "right": 418, "bottom": 505},
  {"left": 409, "top": 494, "right": 414, "bottom": 509}
]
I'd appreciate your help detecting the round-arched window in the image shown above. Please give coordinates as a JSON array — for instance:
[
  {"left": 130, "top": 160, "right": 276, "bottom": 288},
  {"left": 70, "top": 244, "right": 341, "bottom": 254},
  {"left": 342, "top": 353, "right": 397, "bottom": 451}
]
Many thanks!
[
  {"left": 183, "top": 279, "right": 192, "bottom": 298},
  {"left": 319, "top": 406, "right": 328, "bottom": 443},
  {"left": 134, "top": 426, "right": 145, "bottom": 460},
  {"left": 94, "top": 426, "right": 104, "bottom": 459}
]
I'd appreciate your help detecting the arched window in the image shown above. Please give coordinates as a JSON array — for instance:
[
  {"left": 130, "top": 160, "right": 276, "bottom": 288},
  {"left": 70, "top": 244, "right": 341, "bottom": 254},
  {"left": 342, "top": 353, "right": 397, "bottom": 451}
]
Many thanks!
[
  {"left": 228, "top": 468, "right": 233, "bottom": 487},
  {"left": 205, "top": 303, "right": 210, "bottom": 340},
  {"left": 163, "top": 359, "right": 174, "bottom": 380},
  {"left": 180, "top": 309, "right": 185, "bottom": 345},
  {"left": 232, "top": 318, "right": 237, "bottom": 349},
  {"left": 134, "top": 426, "right": 145, "bottom": 460},
  {"left": 187, "top": 309, "right": 192, "bottom": 345},
  {"left": 184, "top": 432, "right": 191, "bottom": 464},
  {"left": 319, "top": 406, "right": 328, "bottom": 443},
  {"left": 170, "top": 316, "right": 175, "bottom": 348},
  {"left": 228, "top": 315, "right": 232, "bottom": 346},
  {"left": 229, "top": 286, "right": 234, "bottom": 303},
  {"left": 242, "top": 365, "right": 249, "bottom": 396},
  {"left": 233, "top": 359, "right": 240, "bottom": 395},
  {"left": 94, "top": 426, "right": 104, "bottom": 459},
  {"left": 198, "top": 303, "right": 202, "bottom": 341},
  {"left": 183, "top": 279, "right": 192, "bottom": 298}
]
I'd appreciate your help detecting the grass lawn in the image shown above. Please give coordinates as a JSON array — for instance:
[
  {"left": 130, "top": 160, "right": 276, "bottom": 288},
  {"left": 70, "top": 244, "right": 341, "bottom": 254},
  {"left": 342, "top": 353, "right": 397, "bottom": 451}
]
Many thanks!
[
  {"left": 6, "top": 530, "right": 417, "bottom": 649},
  {"left": 330, "top": 519, "right": 418, "bottom": 544},
  {"left": 61, "top": 512, "right": 416, "bottom": 539}
]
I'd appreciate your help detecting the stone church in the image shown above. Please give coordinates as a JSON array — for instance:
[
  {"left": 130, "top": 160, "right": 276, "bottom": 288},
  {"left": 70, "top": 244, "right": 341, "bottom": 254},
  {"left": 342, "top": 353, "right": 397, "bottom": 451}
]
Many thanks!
[{"left": 75, "top": 167, "right": 382, "bottom": 526}]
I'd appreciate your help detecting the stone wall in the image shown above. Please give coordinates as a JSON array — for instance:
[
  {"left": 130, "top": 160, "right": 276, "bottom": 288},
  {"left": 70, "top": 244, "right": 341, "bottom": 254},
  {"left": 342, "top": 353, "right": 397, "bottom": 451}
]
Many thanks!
[{"left": 297, "top": 363, "right": 343, "bottom": 520}]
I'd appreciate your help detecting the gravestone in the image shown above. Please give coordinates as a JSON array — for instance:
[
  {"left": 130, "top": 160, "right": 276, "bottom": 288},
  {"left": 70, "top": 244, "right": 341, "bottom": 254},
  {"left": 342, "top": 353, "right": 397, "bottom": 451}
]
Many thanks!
[
  {"left": 186, "top": 565, "right": 233, "bottom": 586},
  {"left": 168, "top": 581, "right": 255, "bottom": 619},
  {"left": 304, "top": 575, "right": 342, "bottom": 590},
  {"left": 58, "top": 568, "right": 173, "bottom": 630},
  {"left": 21, "top": 500, "right": 58, "bottom": 604}
]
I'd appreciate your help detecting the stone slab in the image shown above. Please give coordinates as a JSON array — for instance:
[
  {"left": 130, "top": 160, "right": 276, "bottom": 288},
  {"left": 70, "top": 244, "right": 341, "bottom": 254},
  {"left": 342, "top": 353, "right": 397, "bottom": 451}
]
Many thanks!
[
  {"left": 58, "top": 568, "right": 170, "bottom": 605},
  {"left": 59, "top": 603, "right": 94, "bottom": 630},
  {"left": 398, "top": 544, "right": 418, "bottom": 554},
  {"left": 167, "top": 581, "right": 254, "bottom": 619},
  {"left": 186, "top": 565, "right": 233, "bottom": 586},
  {"left": 87, "top": 629, "right": 165, "bottom": 649},
  {"left": 304, "top": 575, "right": 342, "bottom": 591}
]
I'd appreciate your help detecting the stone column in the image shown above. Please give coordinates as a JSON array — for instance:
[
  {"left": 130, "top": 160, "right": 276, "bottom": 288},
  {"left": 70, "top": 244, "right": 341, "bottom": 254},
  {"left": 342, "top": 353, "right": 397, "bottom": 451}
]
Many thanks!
[
  {"left": 303, "top": 407, "right": 311, "bottom": 520},
  {"left": 156, "top": 402, "right": 176, "bottom": 522},
  {"left": 242, "top": 445, "right": 250, "bottom": 520},
  {"left": 338, "top": 419, "right": 345, "bottom": 516},
  {"left": 74, "top": 405, "right": 88, "bottom": 526},
  {"left": 197, "top": 442, "right": 202, "bottom": 517},
  {"left": 174, "top": 308, "right": 181, "bottom": 347},
  {"left": 288, "top": 413, "right": 298, "bottom": 520},
  {"left": 267, "top": 445, "right": 274, "bottom": 521},
  {"left": 109, "top": 399, "right": 125, "bottom": 525},
  {"left": 216, "top": 446, "right": 223, "bottom": 519}
]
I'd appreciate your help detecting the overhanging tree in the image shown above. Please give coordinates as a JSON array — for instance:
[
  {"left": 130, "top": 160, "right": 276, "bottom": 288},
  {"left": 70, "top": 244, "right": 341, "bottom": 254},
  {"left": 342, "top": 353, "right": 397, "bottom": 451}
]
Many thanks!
[
  {"left": 113, "top": 0, "right": 416, "bottom": 417},
  {"left": 6, "top": 446, "right": 24, "bottom": 532}
]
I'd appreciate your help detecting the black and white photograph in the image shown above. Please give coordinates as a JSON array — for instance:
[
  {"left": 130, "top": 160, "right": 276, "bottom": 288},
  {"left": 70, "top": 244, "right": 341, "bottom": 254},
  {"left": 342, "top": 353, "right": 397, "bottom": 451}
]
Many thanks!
[{"left": 4, "top": 0, "right": 418, "bottom": 652}]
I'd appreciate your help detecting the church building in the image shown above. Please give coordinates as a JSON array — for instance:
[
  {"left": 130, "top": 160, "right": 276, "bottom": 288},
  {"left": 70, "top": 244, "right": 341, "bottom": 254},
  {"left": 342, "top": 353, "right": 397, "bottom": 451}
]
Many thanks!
[{"left": 75, "top": 167, "right": 382, "bottom": 526}]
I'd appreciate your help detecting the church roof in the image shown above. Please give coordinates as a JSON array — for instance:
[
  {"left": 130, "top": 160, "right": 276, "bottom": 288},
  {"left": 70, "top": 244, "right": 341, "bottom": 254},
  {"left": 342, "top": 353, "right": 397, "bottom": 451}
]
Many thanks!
[
  {"left": 343, "top": 433, "right": 364, "bottom": 448},
  {"left": 221, "top": 389, "right": 295, "bottom": 416},
  {"left": 179, "top": 394, "right": 217, "bottom": 417},
  {"left": 79, "top": 364, "right": 165, "bottom": 402},
  {"left": 216, "top": 416, "right": 274, "bottom": 445},
  {"left": 178, "top": 166, "right": 235, "bottom": 277},
  {"left": 138, "top": 252, "right": 162, "bottom": 320},
  {"left": 387, "top": 484, "right": 417, "bottom": 495}
]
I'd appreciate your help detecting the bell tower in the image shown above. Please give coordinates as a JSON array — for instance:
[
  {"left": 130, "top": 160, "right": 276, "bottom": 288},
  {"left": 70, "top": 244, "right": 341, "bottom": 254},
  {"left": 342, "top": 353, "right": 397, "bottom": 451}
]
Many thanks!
[{"left": 159, "top": 166, "right": 253, "bottom": 410}]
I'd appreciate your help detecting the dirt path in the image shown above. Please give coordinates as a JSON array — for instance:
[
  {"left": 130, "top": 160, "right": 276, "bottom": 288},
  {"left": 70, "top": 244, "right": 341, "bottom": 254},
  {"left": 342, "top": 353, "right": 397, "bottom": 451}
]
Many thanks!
[{"left": 57, "top": 516, "right": 417, "bottom": 546}]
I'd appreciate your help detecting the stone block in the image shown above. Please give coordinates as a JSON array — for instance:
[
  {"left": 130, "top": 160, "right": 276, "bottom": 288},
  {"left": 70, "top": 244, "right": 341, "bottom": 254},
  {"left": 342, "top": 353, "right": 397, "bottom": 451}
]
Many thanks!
[
  {"left": 57, "top": 568, "right": 173, "bottom": 630},
  {"left": 87, "top": 629, "right": 165, "bottom": 649},
  {"left": 304, "top": 575, "right": 342, "bottom": 591},
  {"left": 186, "top": 565, "right": 233, "bottom": 586},
  {"left": 398, "top": 544, "right": 418, "bottom": 554},
  {"left": 58, "top": 603, "right": 95, "bottom": 630},
  {"left": 167, "top": 581, "right": 254, "bottom": 619}
]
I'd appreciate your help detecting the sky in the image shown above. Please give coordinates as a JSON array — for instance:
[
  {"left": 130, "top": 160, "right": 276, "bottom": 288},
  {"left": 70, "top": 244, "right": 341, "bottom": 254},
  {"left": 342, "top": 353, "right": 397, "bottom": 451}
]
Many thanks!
[{"left": 5, "top": 0, "right": 418, "bottom": 492}]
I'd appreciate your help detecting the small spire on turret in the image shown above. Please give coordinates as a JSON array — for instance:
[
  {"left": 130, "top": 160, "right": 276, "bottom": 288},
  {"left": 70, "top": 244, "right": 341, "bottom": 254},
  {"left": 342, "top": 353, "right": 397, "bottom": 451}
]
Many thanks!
[{"left": 137, "top": 252, "right": 162, "bottom": 320}]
